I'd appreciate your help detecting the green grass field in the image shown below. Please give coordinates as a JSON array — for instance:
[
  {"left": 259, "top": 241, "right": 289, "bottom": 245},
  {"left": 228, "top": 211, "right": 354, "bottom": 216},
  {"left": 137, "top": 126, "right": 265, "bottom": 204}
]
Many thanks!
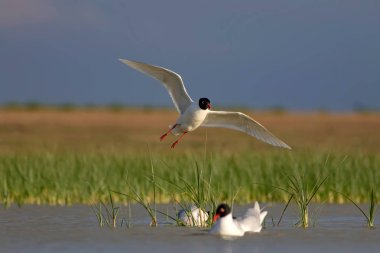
[{"left": 0, "top": 108, "right": 379, "bottom": 206}]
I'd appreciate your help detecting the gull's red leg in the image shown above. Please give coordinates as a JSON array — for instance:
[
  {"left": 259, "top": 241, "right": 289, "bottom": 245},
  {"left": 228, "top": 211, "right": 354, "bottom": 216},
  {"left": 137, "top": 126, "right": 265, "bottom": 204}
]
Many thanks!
[
  {"left": 171, "top": 131, "right": 188, "bottom": 149},
  {"left": 160, "top": 124, "right": 178, "bottom": 141}
]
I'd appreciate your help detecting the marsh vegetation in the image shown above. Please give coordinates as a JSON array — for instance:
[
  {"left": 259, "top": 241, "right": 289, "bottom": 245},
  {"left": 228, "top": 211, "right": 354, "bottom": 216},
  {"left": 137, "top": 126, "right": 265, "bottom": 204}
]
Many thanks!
[{"left": 0, "top": 108, "right": 379, "bottom": 208}]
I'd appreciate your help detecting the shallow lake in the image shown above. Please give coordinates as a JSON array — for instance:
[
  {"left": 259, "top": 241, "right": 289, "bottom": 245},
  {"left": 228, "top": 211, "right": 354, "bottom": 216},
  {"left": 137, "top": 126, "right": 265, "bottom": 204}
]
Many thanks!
[{"left": 0, "top": 203, "right": 378, "bottom": 253}]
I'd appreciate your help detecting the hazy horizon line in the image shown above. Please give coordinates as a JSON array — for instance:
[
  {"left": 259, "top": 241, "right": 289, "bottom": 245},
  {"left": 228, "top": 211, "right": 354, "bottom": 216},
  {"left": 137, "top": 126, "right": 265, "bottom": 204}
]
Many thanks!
[{"left": 0, "top": 101, "right": 378, "bottom": 114}]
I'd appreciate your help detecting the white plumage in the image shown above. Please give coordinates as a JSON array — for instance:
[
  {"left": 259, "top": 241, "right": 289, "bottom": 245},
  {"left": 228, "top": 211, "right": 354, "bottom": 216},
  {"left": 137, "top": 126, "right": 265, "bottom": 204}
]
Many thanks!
[
  {"left": 177, "top": 205, "right": 209, "bottom": 227},
  {"left": 210, "top": 202, "right": 267, "bottom": 237},
  {"left": 119, "top": 59, "right": 192, "bottom": 113},
  {"left": 119, "top": 58, "right": 291, "bottom": 149}
]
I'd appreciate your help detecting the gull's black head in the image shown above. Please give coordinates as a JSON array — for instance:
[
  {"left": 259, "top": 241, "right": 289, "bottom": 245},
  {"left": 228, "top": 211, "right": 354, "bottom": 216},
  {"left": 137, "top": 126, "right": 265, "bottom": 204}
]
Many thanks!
[
  {"left": 199, "top": 97, "right": 211, "bottom": 110},
  {"left": 213, "top": 203, "right": 231, "bottom": 222}
]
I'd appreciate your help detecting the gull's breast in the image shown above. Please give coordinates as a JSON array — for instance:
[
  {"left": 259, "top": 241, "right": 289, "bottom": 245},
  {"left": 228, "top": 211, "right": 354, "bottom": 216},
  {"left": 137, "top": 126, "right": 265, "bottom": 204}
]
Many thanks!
[{"left": 177, "top": 105, "right": 209, "bottom": 132}]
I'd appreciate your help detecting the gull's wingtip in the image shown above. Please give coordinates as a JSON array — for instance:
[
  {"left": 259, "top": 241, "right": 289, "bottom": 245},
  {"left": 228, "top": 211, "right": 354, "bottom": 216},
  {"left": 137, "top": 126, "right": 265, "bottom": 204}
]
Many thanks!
[
  {"left": 119, "top": 58, "right": 141, "bottom": 68},
  {"left": 276, "top": 141, "right": 292, "bottom": 150}
]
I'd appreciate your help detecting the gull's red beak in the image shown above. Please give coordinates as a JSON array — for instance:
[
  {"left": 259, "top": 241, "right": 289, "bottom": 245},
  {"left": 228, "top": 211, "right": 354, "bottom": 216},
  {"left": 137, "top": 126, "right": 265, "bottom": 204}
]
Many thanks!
[
  {"left": 207, "top": 103, "right": 211, "bottom": 109},
  {"left": 212, "top": 213, "right": 220, "bottom": 222}
]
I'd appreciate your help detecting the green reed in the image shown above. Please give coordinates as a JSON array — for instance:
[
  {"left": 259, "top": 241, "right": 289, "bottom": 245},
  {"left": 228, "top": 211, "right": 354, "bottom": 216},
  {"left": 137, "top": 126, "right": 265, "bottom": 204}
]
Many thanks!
[
  {"left": 114, "top": 150, "right": 158, "bottom": 227},
  {"left": 276, "top": 174, "right": 328, "bottom": 228},
  {"left": 0, "top": 152, "right": 379, "bottom": 206},
  {"left": 91, "top": 191, "right": 120, "bottom": 228},
  {"left": 337, "top": 189, "right": 377, "bottom": 228}
]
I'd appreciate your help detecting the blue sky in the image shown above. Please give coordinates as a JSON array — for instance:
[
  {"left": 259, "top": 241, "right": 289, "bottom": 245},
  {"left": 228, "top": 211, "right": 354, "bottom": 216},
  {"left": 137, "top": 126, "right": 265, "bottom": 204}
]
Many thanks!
[{"left": 1, "top": 0, "right": 379, "bottom": 111}]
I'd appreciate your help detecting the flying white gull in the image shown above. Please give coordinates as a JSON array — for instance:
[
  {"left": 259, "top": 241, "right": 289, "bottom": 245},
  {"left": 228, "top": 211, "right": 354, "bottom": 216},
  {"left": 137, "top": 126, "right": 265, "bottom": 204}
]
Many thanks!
[{"left": 119, "top": 59, "right": 291, "bottom": 149}]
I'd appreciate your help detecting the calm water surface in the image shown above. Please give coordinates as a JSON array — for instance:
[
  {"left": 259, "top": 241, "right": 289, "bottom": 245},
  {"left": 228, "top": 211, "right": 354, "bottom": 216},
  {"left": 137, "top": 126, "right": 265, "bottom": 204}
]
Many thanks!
[{"left": 0, "top": 204, "right": 378, "bottom": 253}]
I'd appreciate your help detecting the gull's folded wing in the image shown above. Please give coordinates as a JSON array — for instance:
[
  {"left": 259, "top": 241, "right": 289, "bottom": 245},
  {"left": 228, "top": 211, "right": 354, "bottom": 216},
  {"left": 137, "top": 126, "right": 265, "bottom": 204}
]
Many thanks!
[{"left": 236, "top": 201, "right": 267, "bottom": 233}]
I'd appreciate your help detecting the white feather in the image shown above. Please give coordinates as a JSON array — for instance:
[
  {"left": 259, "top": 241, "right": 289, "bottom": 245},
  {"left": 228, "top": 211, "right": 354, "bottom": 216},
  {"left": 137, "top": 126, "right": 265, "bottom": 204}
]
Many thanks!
[
  {"left": 201, "top": 111, "right": 291, "bottom": 149},
  {"left": 237, "top": 201, "right": 267, "bottom": 233},
  {"left": 177, "top": 205, "right": 209, "bottom": 227},
  {"left": 119, "top": 59, "right": 193, "bottom": 114}
]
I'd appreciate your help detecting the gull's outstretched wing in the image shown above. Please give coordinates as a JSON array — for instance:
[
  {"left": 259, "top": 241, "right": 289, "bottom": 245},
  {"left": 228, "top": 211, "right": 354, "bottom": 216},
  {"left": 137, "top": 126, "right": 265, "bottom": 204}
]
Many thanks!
[
  {"left": 119, "top": 59, "right": 193, "bottom": 114},
  {"left": 201, "top": 110, "right": 291, "bottom": 149}
]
